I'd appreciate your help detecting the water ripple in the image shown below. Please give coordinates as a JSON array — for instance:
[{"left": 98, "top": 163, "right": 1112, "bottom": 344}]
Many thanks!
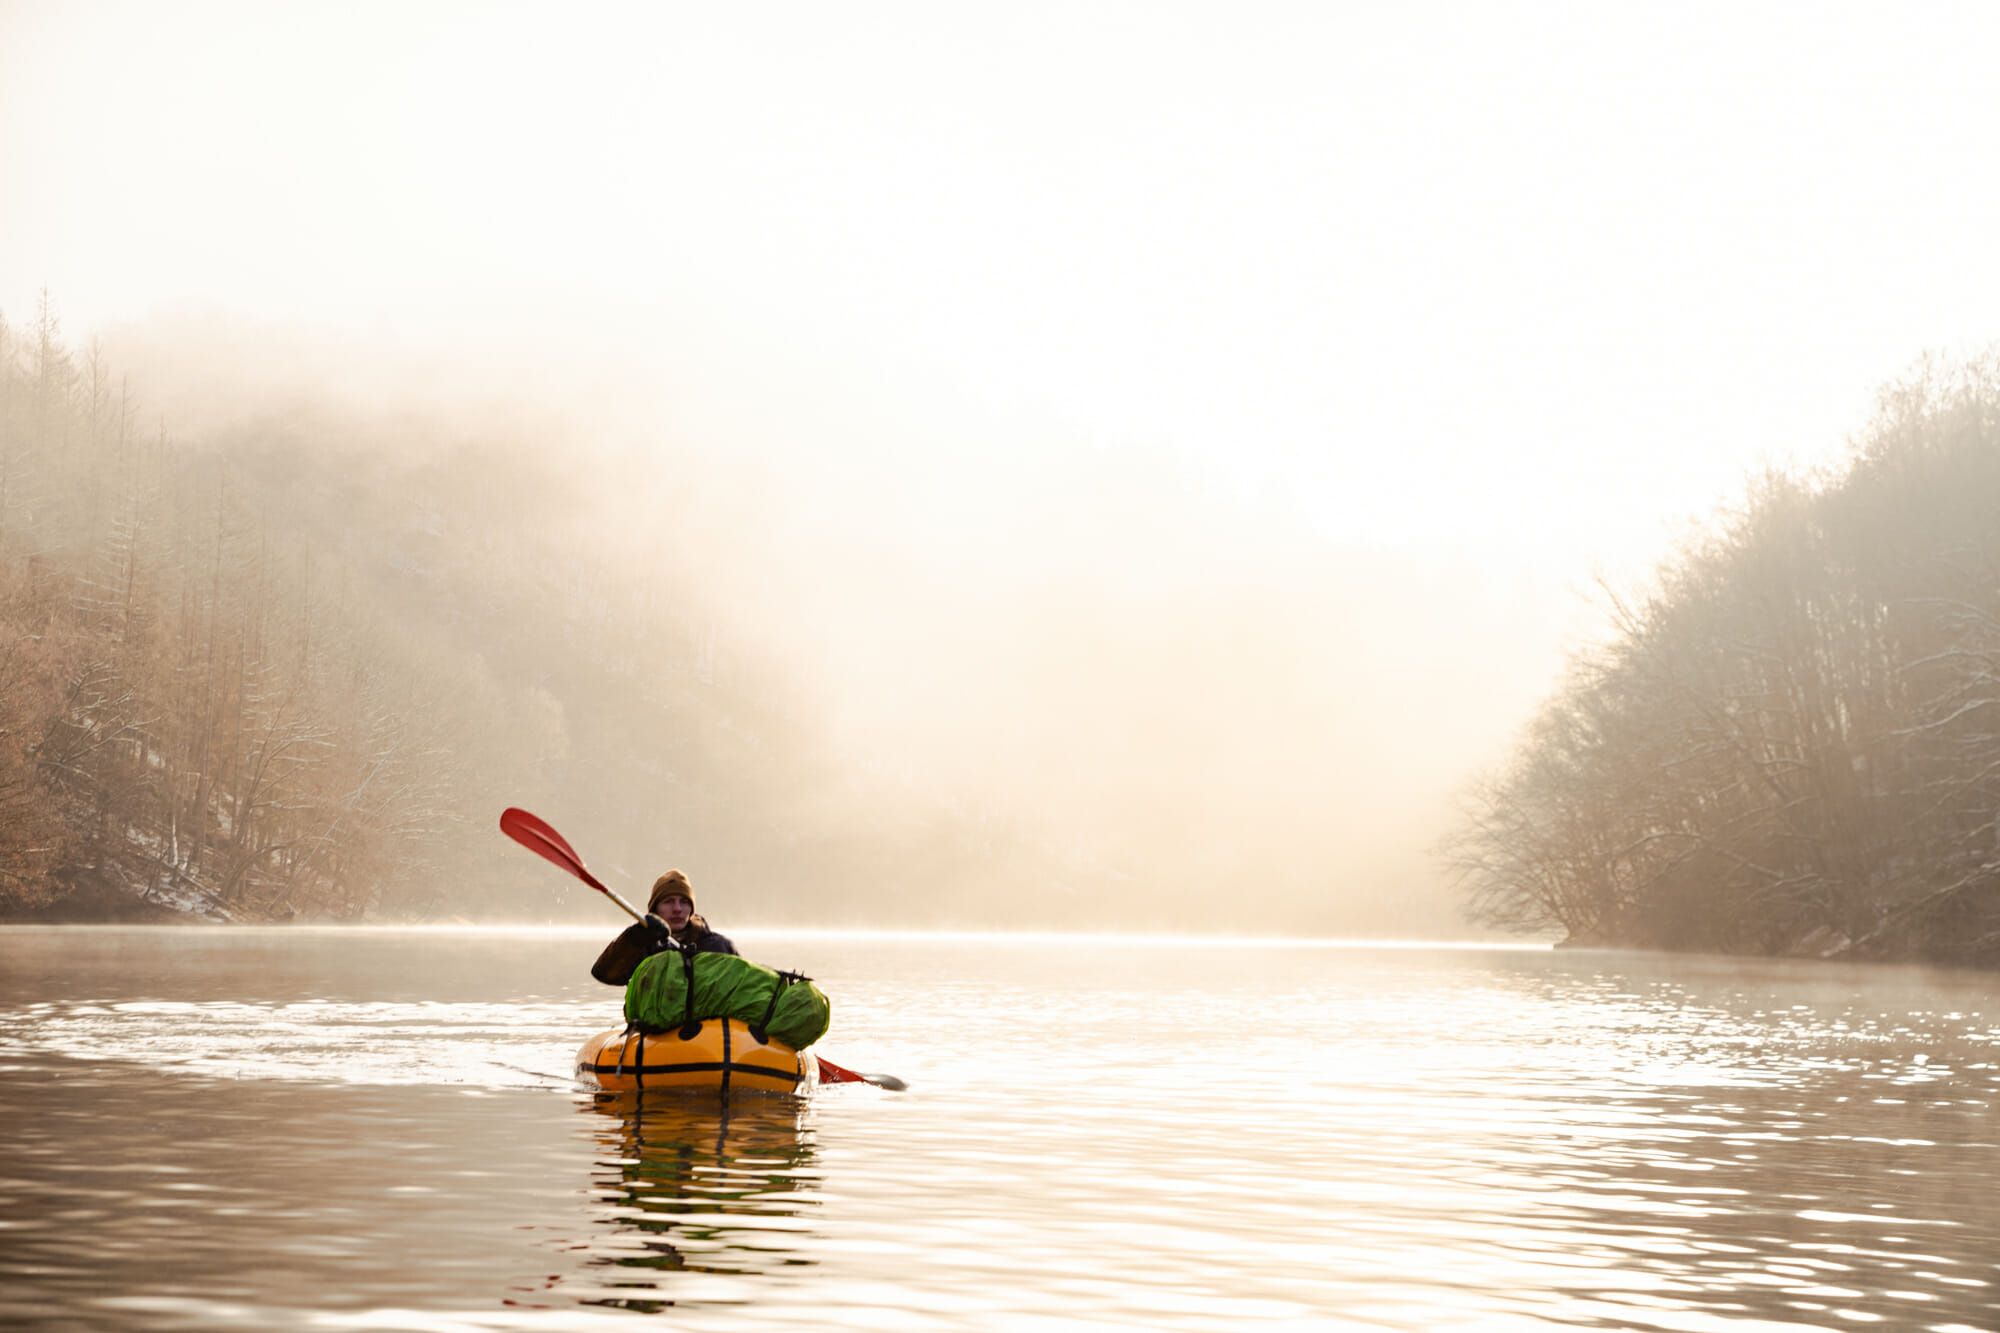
[{"left": 4, "top": 930, "right": 2000, "bottom": 1330}]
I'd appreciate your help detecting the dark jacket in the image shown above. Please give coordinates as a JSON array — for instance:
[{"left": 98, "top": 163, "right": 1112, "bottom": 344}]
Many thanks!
[{"left": 590, "top": 914, "right": 738, "bottom": 986}]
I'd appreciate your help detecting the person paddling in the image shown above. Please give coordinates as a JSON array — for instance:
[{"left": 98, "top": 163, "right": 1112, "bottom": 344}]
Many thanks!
[{"left": 590, "top": 869, "right": 738, "bottom": 985}]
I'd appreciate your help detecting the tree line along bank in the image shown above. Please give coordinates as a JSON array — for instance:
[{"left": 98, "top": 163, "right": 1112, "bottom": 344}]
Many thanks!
[{"left": 1448, "top": 353, "right": 2000, "bottom": 968}]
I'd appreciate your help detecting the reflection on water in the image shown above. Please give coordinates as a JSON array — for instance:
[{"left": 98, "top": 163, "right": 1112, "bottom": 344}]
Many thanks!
[
  {"left": 3, "top": 927, "right": 2000, "bottom": 1331},
  {"left": 1406, "top": 1053, "right": 1997, "bottom": 1331},
  {"left": 570, "top": 1095, "right": 818, "bottom": 1310}
]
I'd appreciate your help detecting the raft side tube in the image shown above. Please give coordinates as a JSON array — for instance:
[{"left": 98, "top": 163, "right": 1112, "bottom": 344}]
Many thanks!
[{"left": 574, "top": 1017, "right": 808, "bottom": 1095}]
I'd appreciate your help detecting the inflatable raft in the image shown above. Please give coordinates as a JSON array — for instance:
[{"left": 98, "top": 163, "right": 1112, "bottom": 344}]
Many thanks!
[{"left": 575, "top": 1018, "right": 809, "bottom": 1095}]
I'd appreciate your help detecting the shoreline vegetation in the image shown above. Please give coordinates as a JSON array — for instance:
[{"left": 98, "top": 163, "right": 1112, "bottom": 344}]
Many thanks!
[
  {"left": 0, "top": 296, "right": 724, "bottom": 924},
  {"left": 0, "top": 296, "right": 1083, "bottom": 928},
  {"left": 1449, "top": 352, "right": 2000, "bottom": 969}
]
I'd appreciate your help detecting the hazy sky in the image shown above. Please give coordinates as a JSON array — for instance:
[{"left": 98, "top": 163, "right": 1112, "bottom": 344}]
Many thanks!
[
  {"left": 4, "top": 1, "right": 1999, "bottom": 928},
  {"left": 8, "top": 2, "right": 1996, "bottom": 561}
]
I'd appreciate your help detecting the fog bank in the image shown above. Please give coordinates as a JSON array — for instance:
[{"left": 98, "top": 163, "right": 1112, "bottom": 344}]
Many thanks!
[{"left": 82, "top": 314, "right": 1568, "bottom": 933}]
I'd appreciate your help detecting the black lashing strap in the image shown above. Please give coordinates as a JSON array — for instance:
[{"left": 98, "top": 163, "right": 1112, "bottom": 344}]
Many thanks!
[
  {"left": 613, "top": 1023, "right": 644, "bottom": 1088},
  {"left": 749, "top": 969, "right": 812, "bottom": 1045},
  {"left": 675, "top": 945, "right": 703, "bottom": 1041}
]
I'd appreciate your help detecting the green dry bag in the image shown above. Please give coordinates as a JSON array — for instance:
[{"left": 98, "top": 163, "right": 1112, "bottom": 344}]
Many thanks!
[{"left": 624, "top": 949, "right": 832, "bottom": 1050}]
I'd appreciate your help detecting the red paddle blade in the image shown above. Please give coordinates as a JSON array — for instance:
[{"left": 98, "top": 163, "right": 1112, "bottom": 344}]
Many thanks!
[
  {"left": 816, "top": 1056, "right": 865, "bottom": 1084},
  {"left": 815, "top": 1056, "right": 907, "bottom": 1091},
  {"left": 499, "top": 807, "right": 605, "bottom": 892}
]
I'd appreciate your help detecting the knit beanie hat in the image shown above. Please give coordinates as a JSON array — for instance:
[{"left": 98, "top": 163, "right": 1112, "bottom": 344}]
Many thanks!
[{"left": 648, "top": 869, "right": 693, "bottom": 914}]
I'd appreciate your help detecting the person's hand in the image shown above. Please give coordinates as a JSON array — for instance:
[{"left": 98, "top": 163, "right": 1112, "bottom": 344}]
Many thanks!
[{"left": 643, "top": 913, "right": 675, "bottom": 947}]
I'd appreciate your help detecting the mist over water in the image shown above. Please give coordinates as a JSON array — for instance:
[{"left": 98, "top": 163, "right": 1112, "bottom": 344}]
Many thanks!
[{"left": 42, "top": 313, "right": 1562, "bottom": 935}]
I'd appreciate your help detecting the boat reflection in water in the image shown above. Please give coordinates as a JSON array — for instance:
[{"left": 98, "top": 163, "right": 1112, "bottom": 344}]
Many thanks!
[{"left": 570, "top": 1091, "right": 819, "bottom": 1313}]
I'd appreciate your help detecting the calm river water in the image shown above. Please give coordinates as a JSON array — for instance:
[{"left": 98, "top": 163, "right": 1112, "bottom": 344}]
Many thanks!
[{"left": 2, "top": 927, "right": 1997, "bottom": 1331}]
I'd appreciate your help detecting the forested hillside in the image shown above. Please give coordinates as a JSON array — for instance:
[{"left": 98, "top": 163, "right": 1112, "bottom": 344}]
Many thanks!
[
  {"left": 0, "top": 299, "right": 1047, "bottom": 923},
  {"left": 1449, "top": 354, "right": 2000, "bottom": 966}
]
